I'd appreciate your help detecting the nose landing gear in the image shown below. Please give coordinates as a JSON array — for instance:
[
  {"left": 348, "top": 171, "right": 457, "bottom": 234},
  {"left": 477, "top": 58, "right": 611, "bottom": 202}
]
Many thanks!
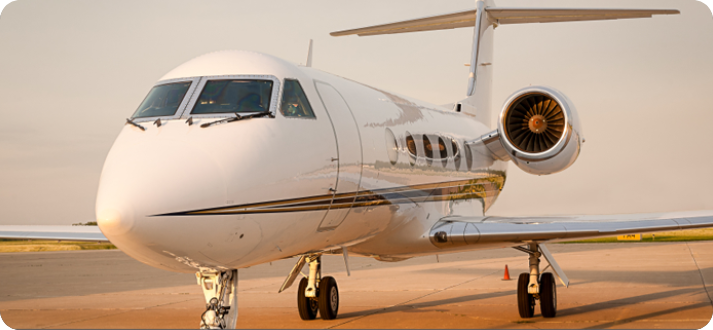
[
  {"left": 197, "top": 269, "right": 238, "bottom": 329},
  {"left": 282, "top": 254, "right": 340, "bottom": 320}
]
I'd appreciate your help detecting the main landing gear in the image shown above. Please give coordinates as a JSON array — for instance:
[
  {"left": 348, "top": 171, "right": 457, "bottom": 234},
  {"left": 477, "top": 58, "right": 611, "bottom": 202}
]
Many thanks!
[
  {"left": 280, "top": 254, "right": 340, "bottom": 320},
  {"left": 513, "top": 243, "right": 565, "bottom": 319},
  {"left": 197, "top": 269, "right": 239, "bottom": 329},
  {"left": 297, "top": 255, "right": 340, "bottom": 320}
]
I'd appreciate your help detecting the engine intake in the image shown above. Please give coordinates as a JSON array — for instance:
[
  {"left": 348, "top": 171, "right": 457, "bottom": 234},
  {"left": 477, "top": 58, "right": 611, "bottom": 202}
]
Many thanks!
[
  {"left": 496, "top": 86, "right": 583, "bottom": 175},
  {"left": 504, "top": 93, "right": 565, "bottom": 153}
]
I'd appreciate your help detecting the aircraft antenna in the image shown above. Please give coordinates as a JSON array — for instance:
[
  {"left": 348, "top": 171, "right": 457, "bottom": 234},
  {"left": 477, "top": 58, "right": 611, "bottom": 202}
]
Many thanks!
[{"left": 306, "top": 39, "right": 313, "bottom": 67}]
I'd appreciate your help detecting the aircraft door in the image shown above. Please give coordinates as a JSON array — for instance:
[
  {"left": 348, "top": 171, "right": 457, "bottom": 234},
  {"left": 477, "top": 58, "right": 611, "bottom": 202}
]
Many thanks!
[{"left": 314, "top": 81, "right": 363, "bottom": 231}]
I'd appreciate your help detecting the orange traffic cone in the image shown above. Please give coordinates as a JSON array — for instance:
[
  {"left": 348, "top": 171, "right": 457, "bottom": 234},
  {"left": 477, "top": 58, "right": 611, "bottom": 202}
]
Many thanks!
[{"left": 502, "top": 265, "right": 512, "bottom": 281}]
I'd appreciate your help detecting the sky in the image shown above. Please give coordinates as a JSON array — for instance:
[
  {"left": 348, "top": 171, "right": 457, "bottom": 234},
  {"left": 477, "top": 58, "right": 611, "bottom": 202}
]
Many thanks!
[{"left": 0, "top": 0, "right": 711, "bottom": 225}]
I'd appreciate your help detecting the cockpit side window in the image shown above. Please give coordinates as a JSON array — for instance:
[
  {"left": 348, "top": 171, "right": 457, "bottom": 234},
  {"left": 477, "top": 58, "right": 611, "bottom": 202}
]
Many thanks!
[
  {"left": 280, "top": 79, "right": 315, "bottom": 118},
  {"left": 132, "top": 82, "right": 192, "bottom": 118},
  {"left": 192, "top": 79, "right": 273, "bottom": 114}
]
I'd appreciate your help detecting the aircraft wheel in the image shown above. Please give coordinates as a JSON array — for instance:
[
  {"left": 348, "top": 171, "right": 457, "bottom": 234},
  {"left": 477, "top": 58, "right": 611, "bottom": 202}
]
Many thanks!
[
  {"left": 318, "top": 276, "right": 339, "bottom": 320},
  {"left": 540, "top": 273, "right": 557, "bottom": 318},
  {"left": 297, "top": 277, "right": 319, "bottom": 320},
  {"left": 517, "top": 273, "right": 535, "bottom": 318}
]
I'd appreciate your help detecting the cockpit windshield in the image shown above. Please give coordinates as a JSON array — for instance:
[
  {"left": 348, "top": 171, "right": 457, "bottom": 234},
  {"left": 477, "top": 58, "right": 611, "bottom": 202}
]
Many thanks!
[
  {"left": 192, "top": 80, "right": 273, "bottom": 114},
  {"left": 280, "top": 79, "right": 315, "bottom": 118},
  {"left": 132, "top": 82, "right": 192, "bottom": 118}
]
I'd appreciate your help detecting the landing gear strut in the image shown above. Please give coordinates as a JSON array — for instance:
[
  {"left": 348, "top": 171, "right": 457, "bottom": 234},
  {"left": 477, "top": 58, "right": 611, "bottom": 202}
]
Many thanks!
[
  {"left": 297, "top": 255, "right": 340, "bottom": 320},
  {"left": 282, "top": 254, "right": 340, "bottom": 320},
  {"left": 515, "top": 243, "right": 558, "bottom": 318},
  {"left": 297, "top": 276, "right": 319, "bottom": 319},
  {"left": 197, "top": 269, "right": 238, "bottom": 329}
]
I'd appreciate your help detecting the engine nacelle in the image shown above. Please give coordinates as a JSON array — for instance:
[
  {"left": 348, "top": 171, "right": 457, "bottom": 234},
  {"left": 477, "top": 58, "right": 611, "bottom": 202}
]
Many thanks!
[{"left": 495, "top": 86, "right": 583, "bottom": 175}]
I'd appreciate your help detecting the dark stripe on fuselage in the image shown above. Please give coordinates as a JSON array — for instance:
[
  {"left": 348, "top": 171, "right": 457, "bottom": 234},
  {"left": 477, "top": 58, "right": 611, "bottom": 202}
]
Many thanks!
[{"left": 152, "top": 177, "right": 504, "bottom": 217}]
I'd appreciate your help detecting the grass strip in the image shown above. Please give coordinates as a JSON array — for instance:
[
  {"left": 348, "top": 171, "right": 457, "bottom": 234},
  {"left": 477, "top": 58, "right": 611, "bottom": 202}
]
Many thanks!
[{"left": 0, "top": 239, "right": 116, "bottom": 252}]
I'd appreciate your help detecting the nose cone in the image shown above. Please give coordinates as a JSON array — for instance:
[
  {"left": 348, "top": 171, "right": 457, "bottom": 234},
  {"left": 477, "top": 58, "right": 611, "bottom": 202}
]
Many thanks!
[
  {"left": 96, "top": 127, "right": 227, "bottom": 262},
  {"left": 97, "top": 208, "right": 131, "bottom": 236}
]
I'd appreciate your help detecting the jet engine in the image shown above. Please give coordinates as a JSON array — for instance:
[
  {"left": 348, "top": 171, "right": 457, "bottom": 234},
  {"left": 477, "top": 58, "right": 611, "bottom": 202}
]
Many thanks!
[{"left": 485, "top": 86, "right": 583, "bottom": 175}]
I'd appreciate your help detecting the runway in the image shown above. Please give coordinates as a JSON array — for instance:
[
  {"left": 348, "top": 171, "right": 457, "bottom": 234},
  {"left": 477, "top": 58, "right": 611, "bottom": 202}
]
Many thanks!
[{"left": 1, "top": 242, "right": 711, "bottom": 329}]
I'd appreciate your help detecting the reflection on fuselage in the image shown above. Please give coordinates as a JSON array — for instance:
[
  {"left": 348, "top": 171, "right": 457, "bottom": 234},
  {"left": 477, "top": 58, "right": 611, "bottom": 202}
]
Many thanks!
[{"left": 95, "top": 51, "right": 507, "bottom": 273}]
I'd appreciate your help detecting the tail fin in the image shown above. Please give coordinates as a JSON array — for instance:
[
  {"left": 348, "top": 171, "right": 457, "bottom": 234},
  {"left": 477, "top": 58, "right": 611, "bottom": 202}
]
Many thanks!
[{"left": 331, "top": 1, "right": 678, "bottom": 127}]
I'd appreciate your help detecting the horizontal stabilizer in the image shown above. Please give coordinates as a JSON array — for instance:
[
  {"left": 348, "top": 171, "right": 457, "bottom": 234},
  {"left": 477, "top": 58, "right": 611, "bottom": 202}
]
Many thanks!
[
  {"left": 488, "top": 8, "right": 680, "bottom": 24},
  {"left": 330, "top": 8, "right": 679, "bottom": 37},
  {"left": 0, "top": 225, "right": 109, "bottom": 242},
  {"left": 331, "top": 9, "right": 476, "bottom": 36}
]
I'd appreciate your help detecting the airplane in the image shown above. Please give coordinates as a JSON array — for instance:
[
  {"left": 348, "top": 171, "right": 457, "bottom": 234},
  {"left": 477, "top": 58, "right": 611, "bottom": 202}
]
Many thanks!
[{"left": 2, "top": 0, "right": 712, "bottom": 328}]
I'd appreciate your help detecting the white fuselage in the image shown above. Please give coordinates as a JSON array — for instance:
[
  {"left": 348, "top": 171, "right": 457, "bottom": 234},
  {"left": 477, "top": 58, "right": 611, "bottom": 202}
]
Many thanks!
[{"left": 96, "top": 51, "right": 507, "bottom": 273}]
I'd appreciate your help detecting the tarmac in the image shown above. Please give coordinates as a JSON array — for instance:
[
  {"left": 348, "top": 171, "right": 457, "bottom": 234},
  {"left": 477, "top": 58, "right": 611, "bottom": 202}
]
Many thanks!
[{"left": 0, "top": 242, "right": 712, "bottom": 329}]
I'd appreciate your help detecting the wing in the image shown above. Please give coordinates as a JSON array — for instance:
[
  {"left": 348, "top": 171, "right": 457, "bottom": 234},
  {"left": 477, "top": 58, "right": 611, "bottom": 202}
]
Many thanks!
[
  {"left": 0, "top": 225, "right": 109, "bottom": 242},
  {"left": 431, "top": 211, "right": 713, "bottom": 246},
  {"left": 330, "top": 8, "right": 679, "bottom": 37}
]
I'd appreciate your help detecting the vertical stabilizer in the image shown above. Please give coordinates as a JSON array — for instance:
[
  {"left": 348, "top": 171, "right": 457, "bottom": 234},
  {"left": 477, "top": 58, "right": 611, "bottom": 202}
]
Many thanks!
[
  {"left": 330, "top": 4, "right": 678, "bottom": 128},
  {"left": 463, "top": 0, "right": 495, "bottom": 128}
]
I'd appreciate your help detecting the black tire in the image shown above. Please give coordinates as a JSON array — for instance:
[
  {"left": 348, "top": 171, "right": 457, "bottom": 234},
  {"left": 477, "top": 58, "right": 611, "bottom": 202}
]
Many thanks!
[
  {"left": 517, "top": 273, "right": 535, "bottom": 318},
  {"left": 318, "top": 276, "right": 339, "bottom": 320},
  {"left": 540, "top": 273, "right": 557, "bottom": 318},
  {"left": 297, "top": 277, "right": 319, "bottom": 320}
]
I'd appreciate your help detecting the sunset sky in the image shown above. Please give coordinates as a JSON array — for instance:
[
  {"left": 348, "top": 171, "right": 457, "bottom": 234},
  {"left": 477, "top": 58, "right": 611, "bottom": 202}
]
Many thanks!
[{"left": 0, "top": 0, "right": 711, "bottom": 225}]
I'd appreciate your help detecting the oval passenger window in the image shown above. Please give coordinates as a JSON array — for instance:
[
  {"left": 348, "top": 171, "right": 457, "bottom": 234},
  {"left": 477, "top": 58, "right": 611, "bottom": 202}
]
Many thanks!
[
  {"left": 423, "top": 135, "right": 433, "bottom": 159},
  {"left": 406, "top": 134, "right": 417, "bottom": 166},
  {"left": 438, "top": 137, "right": 448, "bottom": 159},
  {"left": 452, "top": 138, "right": 461, "bottom": 169},
  {"left": 406, "top": 134, "right": 417, "bottom": 157},
  {"left": 438, "top": 137, "right": 448, "bottom": 166},
  {"left": 385, "top": 128, "right": 398, "bottom": 165}
]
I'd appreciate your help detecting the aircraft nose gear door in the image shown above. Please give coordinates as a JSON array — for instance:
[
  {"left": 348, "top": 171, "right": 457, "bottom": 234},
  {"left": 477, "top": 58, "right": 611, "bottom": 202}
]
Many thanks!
[{"left": 315, "top": 81, "right": 362, "bottom": 231}]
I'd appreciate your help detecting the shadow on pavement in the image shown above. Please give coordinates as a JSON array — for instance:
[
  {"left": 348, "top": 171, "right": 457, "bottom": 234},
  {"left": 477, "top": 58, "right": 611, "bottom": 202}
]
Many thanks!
[
  {"left": 583, "top": 302, "right": 712, "bottom": 329},
  {"left": 337, "top": 289, "right": 516, "bottom": 319}
]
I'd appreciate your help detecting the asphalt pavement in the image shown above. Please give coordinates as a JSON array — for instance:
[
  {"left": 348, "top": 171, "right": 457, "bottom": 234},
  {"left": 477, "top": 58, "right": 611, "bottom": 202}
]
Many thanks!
[{"left": 1, "top": 242, "right": 712, "bottom": 329}]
